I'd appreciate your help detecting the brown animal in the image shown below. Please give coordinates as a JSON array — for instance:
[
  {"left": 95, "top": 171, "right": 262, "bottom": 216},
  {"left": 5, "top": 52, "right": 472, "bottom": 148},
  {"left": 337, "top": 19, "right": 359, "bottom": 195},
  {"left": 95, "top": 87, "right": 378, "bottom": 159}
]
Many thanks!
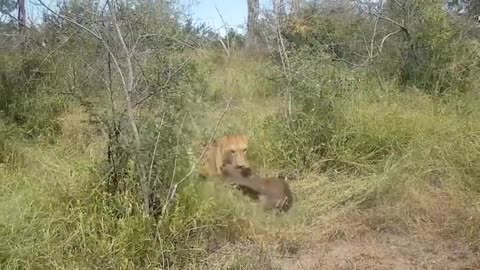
[
  {"left": 198, "top": 135, "right": 250, "bottom": 178},
  {"left": 220, "top": 153, "right": 294, "bottom": 213}
]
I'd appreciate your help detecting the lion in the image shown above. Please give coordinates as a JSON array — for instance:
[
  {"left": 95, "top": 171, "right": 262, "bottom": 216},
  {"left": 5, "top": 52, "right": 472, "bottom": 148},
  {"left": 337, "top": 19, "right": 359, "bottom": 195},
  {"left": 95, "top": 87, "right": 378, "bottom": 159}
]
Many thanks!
[
  {"left": 198, "top": 134, "right": 250, "bottom": 178},
  {"left": 220, "top": 151, "right": 294, "bottom": 213}
]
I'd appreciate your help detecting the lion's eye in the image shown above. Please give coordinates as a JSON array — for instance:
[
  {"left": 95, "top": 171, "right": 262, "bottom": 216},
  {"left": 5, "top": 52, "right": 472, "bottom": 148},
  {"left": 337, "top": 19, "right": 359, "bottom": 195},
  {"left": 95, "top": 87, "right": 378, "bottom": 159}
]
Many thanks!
[
  {"left": 230, "top": 150, "right": 235, "bottom": 153},
  {"left": 243, "top": 148, "right": 247, "bottom": 153}
]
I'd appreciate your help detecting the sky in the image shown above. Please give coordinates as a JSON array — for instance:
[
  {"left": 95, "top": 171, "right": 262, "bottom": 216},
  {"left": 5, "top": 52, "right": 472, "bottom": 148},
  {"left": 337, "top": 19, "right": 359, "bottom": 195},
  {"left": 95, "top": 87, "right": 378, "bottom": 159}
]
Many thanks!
[
  {"left": 181, "top": 0, "right": 248, "bottom": 34},
  {"left": 180, "top": 0, "right": 271, "bottom": 35},
  {"left": 22, "top": 0, "right": 272, "bottom": 36}
]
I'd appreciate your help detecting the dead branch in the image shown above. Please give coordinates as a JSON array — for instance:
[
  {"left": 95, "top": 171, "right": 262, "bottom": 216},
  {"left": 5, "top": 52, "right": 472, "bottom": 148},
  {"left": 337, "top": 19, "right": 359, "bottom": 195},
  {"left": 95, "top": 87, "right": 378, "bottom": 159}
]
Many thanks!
[
  {"left": 215, "top": 6, "right": 231, "bottom": 56},
  {"left": 378, "top": 29, "right": 402, "bottom": 53},
  {"left": 110, "top": 4, "right": 151, "bottom": 215},
  {"left": 373, "top": 12, "right": 411, "bottom": 40}
]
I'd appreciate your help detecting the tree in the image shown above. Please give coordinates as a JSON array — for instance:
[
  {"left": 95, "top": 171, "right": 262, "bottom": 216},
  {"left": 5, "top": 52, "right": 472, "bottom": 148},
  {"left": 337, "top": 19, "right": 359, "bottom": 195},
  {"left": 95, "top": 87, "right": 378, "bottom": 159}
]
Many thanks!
[
  {"left": 246, "top": 0, "right": 259, "bottom": 48},
  {"left": 33, "top": 0, "right": 196, "bottom": 217},
  {"left": 17, "top": 0, "right": 25, "bottom": 30},
  {"left": 291, "top": 0, "right": 301, "bottom": 14},
  {"left": 0, "top": 0, "right": 16, "bottom": 23},
  {"left": 447, "top": 0, "right": 480, "bottom": 17},
  {"left": 274, "top": 0, "right": 286, "bottom": 17}
]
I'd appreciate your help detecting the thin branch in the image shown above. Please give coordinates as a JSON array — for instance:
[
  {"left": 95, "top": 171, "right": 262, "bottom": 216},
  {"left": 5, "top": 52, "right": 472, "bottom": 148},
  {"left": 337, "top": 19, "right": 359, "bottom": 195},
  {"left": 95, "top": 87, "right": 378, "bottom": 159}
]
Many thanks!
[
  {"left": 177, "top": 98, "right": 232, "bottom": 185},
  {"left": 215, "top": 6, "right": 230, "bottom": 56},
  {"left": 373, "top": 12, "right": 410, "bottom": 40},
  {"left": 218, "top": 38, "right": 230, "bottom": 57},
  {"left": 161, "top": 98, "right": 233, "bottom": 216},
  {"left": 378, "top": 29, "right": 402, "bottom": 53},
  {"left": 0, "top": 9, "right": 19, "bottom": 23},
  {"left": 148, "top": 112, "right": 166, "bottom": 183},
  {"left": 369, "top": 9, "right": 380, "bottom": 58},
  {"left": 111, "top": 4, "right": 151, "bottom": 215},
  {"left": 37, "top": 0, "right": 128, "bottom": 91},
  {"left": 37, "top": 0, "right": 102, "bottom": 40},
  {"left": 169, "top": 113, "right": 188, "bottom": 188},
  {"left": 273, "top": 0, "right": 292, "bottom": 116},
  {"left": 154, "top": 33, "right": 199, "bottom": 51},
  {"left": 130, "top": 55, "right": 193, "bottom": 109}
]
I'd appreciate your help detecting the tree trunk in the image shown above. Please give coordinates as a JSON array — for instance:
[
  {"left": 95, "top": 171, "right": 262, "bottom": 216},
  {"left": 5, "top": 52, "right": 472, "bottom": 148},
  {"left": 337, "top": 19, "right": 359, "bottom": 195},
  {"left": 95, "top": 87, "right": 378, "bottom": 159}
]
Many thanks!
[
  {"left": 291, "top": 0, "right": 300, "bottom": 14},
  {"left": 246, "top": 0, "right": 259, "bottom": 49},
  {"left": 17, "top": 0, "right": 26, "bottom": 31}
]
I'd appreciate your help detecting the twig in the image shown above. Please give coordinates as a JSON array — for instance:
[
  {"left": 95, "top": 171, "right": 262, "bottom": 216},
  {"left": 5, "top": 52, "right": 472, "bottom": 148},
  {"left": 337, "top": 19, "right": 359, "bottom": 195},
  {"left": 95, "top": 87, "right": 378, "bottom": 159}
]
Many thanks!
[
  {"left": 369, "top": 8, "right": 380, "bottom": 59},
  {"left": 272, "top": 0, "right": 293, "bottom": 116},
  {"left": 0, "top": 9, "right": 20, "bottom": 23},
  {"left": 373, "top": 12, "right": 410, "bottom": 39},
  {"left": 37, "top": 0, "right": 102, "bottom": 40},
  {"left": 161, "top": 98, "right": 233, "bottom": 216},
  {"left": 378, "top": 29, "right": 402, "bottom": 53},
  {"left": 36, "top": 0, "right": 128, "bottom": 91},
  {"left": 170, "top": 113, "right": 188, "bottom": 186},
  {"left": 218, "top": 38, "right": 230, "bottom": 57},
  {"left": 111, "top": 4, "right": 151, "bottom": 215},
  {"left": 215, "top": 6, "right": 230, "bottom": 56},
  {"left": 131, "top": 55, "right": 193, "bottom": 109},
  {"left": 148, "top": 112, "right": 166, "bottom": 183}
]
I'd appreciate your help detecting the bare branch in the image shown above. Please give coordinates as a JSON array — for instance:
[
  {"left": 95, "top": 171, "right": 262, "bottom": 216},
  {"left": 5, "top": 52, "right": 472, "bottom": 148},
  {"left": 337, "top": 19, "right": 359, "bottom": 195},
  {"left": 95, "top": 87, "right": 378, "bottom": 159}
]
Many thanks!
[
  {"left": 37, "top": 0, "right": 102, "bottom": 40},
  {"left": 218, "top": 38, "right": 230, "bottom": 57},
  {"left": 214, "top": 6, "right": 230, "bottom": 56},
  {"left": 0, "top": 9, "right": 19, "bottom": 23},
  {"left": 110, "top": 4, "right": 151, "bottom": 215},
  {"left": 130, "top": 55, "right": 193, "bottom": 109},
  {"left": 378, "top": 29, "right": 402, "bottom": 53},
  {"left": 373, "top": 12, "right": 410, "bottom": 40},
  {"left": 369, "top": 9, "right": 380, "bottom": 58},
  {"left": 148, "top": 112, "right": 166, "bottom": 184},
  {"left": 169, "top": 113, "right": 188, "bottom": 190},
  {"left": 161, "top": 98, "right": 233, "bottom": 216},
  {"left": 272, "top": 0, "right": 292, "bottom": 116}
]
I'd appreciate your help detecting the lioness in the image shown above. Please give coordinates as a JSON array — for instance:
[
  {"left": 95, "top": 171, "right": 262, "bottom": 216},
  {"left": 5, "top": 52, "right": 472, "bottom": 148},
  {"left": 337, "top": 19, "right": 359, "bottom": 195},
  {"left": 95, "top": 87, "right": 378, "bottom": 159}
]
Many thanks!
[
  {"left": 198, "top": 134, "right": 250, "bottom": 178},
  {"left": 220, "top": 152, "right": 294, "bottom": 213}
]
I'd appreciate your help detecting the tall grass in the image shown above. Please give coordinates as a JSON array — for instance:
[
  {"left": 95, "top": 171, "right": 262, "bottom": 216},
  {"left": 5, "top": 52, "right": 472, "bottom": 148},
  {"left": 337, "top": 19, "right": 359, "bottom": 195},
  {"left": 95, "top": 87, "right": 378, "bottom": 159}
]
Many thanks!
[
  {"left": 1, "top": 45, "right": 480, "bottom": 268},
  {"left": 252, "top": 76, "right": 480, "bottom": 248}
]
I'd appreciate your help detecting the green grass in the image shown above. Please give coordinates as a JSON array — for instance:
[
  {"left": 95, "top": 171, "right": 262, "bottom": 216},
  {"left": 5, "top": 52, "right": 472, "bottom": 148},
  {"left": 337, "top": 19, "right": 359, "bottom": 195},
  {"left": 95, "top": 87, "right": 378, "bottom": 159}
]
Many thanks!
[{"left": 1, "top": 49, "right": 480, "bottom": 269}]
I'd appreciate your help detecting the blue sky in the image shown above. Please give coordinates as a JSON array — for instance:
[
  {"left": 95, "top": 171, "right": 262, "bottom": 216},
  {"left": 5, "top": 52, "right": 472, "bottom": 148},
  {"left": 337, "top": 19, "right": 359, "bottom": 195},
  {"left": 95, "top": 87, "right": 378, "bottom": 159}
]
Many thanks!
[
  {"left": 181, "top": 0, "right": 271, "bottom": 35},
  {"left": 181, "top": 0, "right": 248, "bottom": 34},
  {"left": 24, "top": 0, "right": 270, "bottom": 35}
]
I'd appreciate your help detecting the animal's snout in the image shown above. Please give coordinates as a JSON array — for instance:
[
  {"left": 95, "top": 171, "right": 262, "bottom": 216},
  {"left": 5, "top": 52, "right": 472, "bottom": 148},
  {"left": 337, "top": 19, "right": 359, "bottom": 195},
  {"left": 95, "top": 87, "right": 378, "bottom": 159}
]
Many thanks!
[{"left": 236, "top": 157, "right": 250, "bottom": 167}]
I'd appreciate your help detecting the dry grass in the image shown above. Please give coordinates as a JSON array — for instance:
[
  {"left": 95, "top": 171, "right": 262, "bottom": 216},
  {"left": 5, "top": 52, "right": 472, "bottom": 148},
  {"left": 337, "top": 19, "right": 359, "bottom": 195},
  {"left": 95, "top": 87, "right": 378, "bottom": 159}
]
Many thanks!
[{"left": 2, "top": 51, "right": 480, "bottom": 269}]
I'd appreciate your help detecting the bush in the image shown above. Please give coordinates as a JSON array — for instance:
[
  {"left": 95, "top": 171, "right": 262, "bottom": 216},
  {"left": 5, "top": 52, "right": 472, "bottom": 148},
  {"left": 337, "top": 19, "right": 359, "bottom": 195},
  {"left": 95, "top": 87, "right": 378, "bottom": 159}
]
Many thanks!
[
  {"left": 0, "top": 50, "right": 72, "bottom": 139},
  {"left": 0, "top": 163, "right": 231, "bottom": 268}
]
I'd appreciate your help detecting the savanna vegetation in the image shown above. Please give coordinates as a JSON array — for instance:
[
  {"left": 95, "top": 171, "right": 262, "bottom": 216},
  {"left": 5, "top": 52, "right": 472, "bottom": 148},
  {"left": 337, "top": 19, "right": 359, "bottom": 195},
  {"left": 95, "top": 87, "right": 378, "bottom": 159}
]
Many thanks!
[{"left": 1, "top": 0, "right": 479, "bottom": 269}]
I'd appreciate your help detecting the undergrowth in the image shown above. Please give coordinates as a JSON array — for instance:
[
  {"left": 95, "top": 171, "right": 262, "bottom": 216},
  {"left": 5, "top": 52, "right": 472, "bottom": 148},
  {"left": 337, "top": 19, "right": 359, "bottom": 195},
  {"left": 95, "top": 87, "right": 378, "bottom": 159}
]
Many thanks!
[{"left": 1, "top": 1, "right": 480, "bottom": 267}]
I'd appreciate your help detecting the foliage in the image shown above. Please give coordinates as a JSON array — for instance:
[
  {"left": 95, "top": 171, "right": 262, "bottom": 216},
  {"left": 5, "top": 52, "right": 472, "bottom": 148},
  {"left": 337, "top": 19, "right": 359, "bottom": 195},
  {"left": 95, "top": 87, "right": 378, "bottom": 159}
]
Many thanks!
[
  {"left": 383, "top": 0, "right": 475, "bottom": 93},
  {"left": 281, "top": 1, "right": 371, "bottom": 63},
  {"left": 0, "top": 0, "right": 16, "bottom": 24},
  {"left": 0, "top": 145, "right": 229, "bottom": 268},
  {"left": 2, "top": 0, "right": 480, "bottom": 268}
]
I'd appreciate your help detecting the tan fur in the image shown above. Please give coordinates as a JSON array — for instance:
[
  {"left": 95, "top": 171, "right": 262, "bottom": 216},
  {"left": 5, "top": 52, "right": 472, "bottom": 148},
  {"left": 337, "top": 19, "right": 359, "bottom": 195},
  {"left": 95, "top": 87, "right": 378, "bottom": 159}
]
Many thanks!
[
  {"left": 198, "top": 135, "right": 250, "bottom": 178},
  {"left": 220, "top": 152, "right": 294, "bottom": 213}
]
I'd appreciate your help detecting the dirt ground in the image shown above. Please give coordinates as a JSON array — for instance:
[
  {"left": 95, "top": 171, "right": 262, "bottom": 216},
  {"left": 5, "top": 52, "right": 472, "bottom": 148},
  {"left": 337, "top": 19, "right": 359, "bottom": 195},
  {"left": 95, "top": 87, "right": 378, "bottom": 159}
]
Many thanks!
[{"left": 280, "top": 232, "right": 480, "bottom": 270}]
